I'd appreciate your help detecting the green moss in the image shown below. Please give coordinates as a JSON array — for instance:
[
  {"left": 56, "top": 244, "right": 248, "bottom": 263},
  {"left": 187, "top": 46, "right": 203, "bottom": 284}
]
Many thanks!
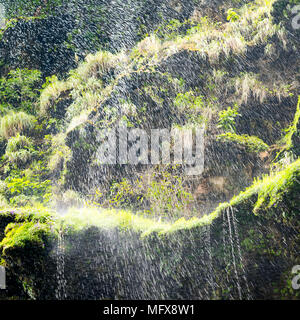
[
  {"left": 2, "top": 157, "right": 293, "bottom": 241},
  {"left": 5, "top": 134, "right": 32, "bottom": 153},
  {"left": 229, "top": 158, "right": 300, "bottom": 213},
  {"left": 57, "top": 159, "right": 300, "bottom": 235},
  {"left": 278, "top": 95, "right": 300, "bottom": 153},
  {"left": 0, "top": 157, "right": 298, "bottom": 300},
  {"left": 217, "top": 132, "right": 269, "bottom": 152},
  {"left": 0, "top": 157, "right": 298, "bottom": 243},
  {"left": 0, "top": 221, "right": 51, "bottom": 253},
  {"left": 164, "top": 158, "right": 300, "bottom": 233},
  {"left": 0, "top": 205, "right": 53, "bottom": 253},
  {"left": 0, "top": 206, "right": 52, "bottom": 224}
]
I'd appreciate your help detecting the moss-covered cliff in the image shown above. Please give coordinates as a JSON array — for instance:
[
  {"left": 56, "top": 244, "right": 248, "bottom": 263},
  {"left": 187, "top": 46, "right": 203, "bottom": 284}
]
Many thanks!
[
  {"left": 0, "top": 0, "right": 299, "bottom": 300},
  {"left": 0, "top": 158, "right": 299, "bottom": 299}
]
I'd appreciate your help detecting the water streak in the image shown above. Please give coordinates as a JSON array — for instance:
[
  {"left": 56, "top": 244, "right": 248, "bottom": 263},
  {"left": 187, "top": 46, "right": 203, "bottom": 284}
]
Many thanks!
[
  {"left": 230, "top": 206, "right": 251, "bottom": 300},
  {"left": 56, "top": 228, "right": 67, "bottom": 300},
  {"left": 226, "top": 207, "right": 242, "bottom": 300}
]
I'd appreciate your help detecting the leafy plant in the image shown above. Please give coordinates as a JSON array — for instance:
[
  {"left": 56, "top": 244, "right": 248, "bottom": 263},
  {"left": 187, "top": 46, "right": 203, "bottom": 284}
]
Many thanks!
[
  {"left": 217, "top": 132, "right": 269, "bottom": 152},
  {"left": 278, "top": 96, "right": 300, "bottom": 153},
  {"left": 5, "top": 134, "right": 33, "bottom": 153},
  {"left": 0, "top": 69, "right": 42, "bottom": 115},
  {"left": 174, "top": 91, "right": 204, "bottom": 110},
  {"left": 4, "top": 174, "right": 51, "bottom": 206},
  {"left": 174, "top": 91, "right": 206, "bottom": 124},
  {"left": 227, "top": 9, "right": 240, "bottom": 22},
  {"left": 90, "top": 168, "right": 195, "bottom": 219},
  {"left": 145, "top": 171, "right": 194, "bottom": 217},
  {"left": 154, "top": 19, "right": 186, "bottom": 41},
  {"left": 0, "top": 111, "right": 36, "bottom": 139},
  {"left": 217, "top": 105, "right": 241, "bottom": 133},
  {"left": 4, "top": 134, "right": 36, "bottom": 165}
]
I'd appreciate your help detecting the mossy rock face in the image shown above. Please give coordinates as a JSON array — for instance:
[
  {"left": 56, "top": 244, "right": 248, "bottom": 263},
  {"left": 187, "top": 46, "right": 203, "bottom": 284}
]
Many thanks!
[
  {"left": 0, "top": 209, "right": 57, "bottom": 299},
  {"left": 217, "top": 133, "right": 269, "bottom": 153},
  {"left": 0, "top": 159, "right": 299, "bottom": 300},
  {"left": 0, "top": 16, "right": 76, "bottom": 77},
  {"left": 290, "top": 98, "right": 300, "bottom": 156},
  {"left": 48, "top": 0, "right": 299, "bottom": 203},
  {"left": 0, "top": 211, "right": 15, "bottom": 242},
  {"left": 292, "top": 124, "right": 300, "bottom": 156},
  {"left": 0, "top": 0, "right": 203, "bottom": 77},
  {"left": 236, "top": 97, "right": 297, "bottom": 146},
  {"left": 0, "top": 0, "right": 299, "bottom": 300}
]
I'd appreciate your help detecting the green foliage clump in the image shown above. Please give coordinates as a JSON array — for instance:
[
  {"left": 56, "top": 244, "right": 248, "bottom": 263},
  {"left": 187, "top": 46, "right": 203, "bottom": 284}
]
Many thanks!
[
  {"left": 227, "top": 8, "right": 241, "bottom": 22},
  {"left": 145, "top": 173, "right": 194, "bottom": 217},
  {"left": 4, "top": 174, "right": 51, "bottom": 206},
  {"left": 0, "top": 69, "right": 42, "bottom": 115},
  {"left": 0, "top": 205, "right": 52, "bottom": 223},
  {"left": 278, "top": 96, "right": 300, "bottom": 152},
  {"left": 154, "top": 19, "right": 188, "bottom": 41},
  {"left": 0, "top": 221, "right": 51, "bottom": 253},
  {"left": 4, "top": 134, "right": 35, "bottom": 165},
  {"left": 5, "top": 134, "right": 32, "bottom": 153},
  {"left": 271, "top": 96, "right": 300, "bottom": 170},
  {"left": 90, "top": 168, "right": 195, "bottom": 219},
  {"left": 174, "top": 91, "right": 206, "bottom": 124},
  {"left": 217, "top": 132, "right": 269, "bottom": 152},
  {"left": 174, "top": 91, "right": 204, "bottom": 110},
  {"left": 253, "top": 158, "right": 300, "bottom": 213},
  {"left": 39, "top": 50, "right": 124, "bottom": 126},
  {"left": 217, "top": 105, "right": 241, "bottom": 133},
  {"left": 227, "top": 158, "right": 300, "bottom": 214},
  {"left": 0, "top": 111, "right": 36, "bottom": 139}
]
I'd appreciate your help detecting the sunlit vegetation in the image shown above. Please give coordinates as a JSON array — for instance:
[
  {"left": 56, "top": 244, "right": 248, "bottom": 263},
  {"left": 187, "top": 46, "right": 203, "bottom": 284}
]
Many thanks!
[
  {"left": 217, "top": 105, "right": 241, "bottom": 133},
  {"left": 1, "top": 156, "right": 299, "bottom": 238},
  {"left": 234, "top": 72, "right": 293, "bottom": 104},
  {"left": 0, "top": 111, "right": 36, "bottom": 139},
  {"left": 230, "top": 157, "right": 300, "bottom": 214},
  {"left": 0, "top": 0, "right": 299, "bottom": 300},
  {"left": 88, "top": 168, "right": 195, "bottom": 218},
  {"left": 217, "top": 132, "right": 269, "bottom": 152},
  {"left": 4, "top": 134, "right": 35, "bottom": 165},
  {"left": 0, "top": 0, "right": 297, "bottom": 215},
  {"left": 46, "top": 133, "right": 71, "bottom": 171},
  {"left": 35, "top": 0, "right": 295, "bottom": 139},
  {"left": 278, "top": 96, "right": 300, "bottom": 152},
  {"left": 3, "top": 174, "right": 51, "bottom": 206},
  {"left": 0, "top": 69, "right": 42, "bottom": 114}
]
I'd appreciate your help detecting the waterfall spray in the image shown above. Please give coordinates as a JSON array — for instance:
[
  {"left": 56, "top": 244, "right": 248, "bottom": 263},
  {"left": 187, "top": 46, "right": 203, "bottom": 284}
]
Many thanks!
[
  {"left": 56, "top": 225, "right": 67, "bottom": 300},
  {"left": 226, "top": 207, "right": 242, "bottom": 300},
  {"left": 229, "top": 206, "right": 251, "bottom": 300},
  {"left": 205, "top": 225, "right": 216, "bottom": 298}
]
